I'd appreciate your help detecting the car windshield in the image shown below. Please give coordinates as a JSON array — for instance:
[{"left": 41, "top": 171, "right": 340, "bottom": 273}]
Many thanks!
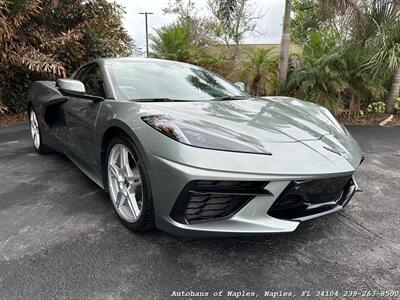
[{"left": 107, "top": 60, "right": 247, "bottom": 101}]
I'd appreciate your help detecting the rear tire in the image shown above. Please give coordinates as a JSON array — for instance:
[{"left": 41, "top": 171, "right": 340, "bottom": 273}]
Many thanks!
[
  {"left": 29, "top": 107, "right": 53, "bottom": 154},
  {"left": 106, "top": 134, "right": 155, "bottom": 232}
]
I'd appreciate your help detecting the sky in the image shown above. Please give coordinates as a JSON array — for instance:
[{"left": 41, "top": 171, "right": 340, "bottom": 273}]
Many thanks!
[{"left": 115, "top": 0, "right": 285, "bottom": 53}]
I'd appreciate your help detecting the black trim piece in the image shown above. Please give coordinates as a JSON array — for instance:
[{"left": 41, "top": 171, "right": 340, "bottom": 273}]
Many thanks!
[
  {"left": 188, "top": 190, "right": 271, "bottom": 196},
  {"left": 60, "top": 90, "right": 104, "bottom": 102},
  {"left": 268, "top": 176, "right": 355, "bottom": 220},
  {"left": 170, "top": 181, "right": 198, "bottom": 224}
]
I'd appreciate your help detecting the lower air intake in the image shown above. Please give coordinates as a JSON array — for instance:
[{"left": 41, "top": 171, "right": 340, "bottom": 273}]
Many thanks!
[{"left": 171, "top": 180, "right": 270, "bottom": 224}]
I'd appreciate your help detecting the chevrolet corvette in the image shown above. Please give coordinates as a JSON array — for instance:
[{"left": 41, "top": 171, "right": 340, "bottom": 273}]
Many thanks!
[{"left": 27, "top": 58, "right": 363, "bottom": 236}]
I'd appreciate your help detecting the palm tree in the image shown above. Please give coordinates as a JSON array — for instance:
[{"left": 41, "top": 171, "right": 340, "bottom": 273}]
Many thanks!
[
  {"left": 241, "top": 48, "right": 278, "bottom": 96},
  {"left": 340, "top": 46, "right": 384, "bottom": 119},
  {"left": 318, "top": 0, "right": 400, "bottom": 114},
  {"left": 287, "top": 31, "right": 384, "bottom": 117},
  {"left": 364, "top": 1, "right": 400, "bottom": 113},
  {"left": 286, "top": 33, "right": 346, "bottom": 112},
  {"left": 278, "top": 0, "right": 362, "bottom": 92},
  {"left": 150, "top": 25, "right": 193, "bottom": 62},
  {"left": 277, "top": 0, "right": 291, "bottom": 90}
]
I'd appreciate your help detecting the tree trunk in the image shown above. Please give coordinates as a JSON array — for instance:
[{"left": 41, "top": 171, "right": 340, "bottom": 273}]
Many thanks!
[
  {"left": 386, "top": 66, "right": 400, "bottom": 114},
  {"left": 349, "top": 94, "right": 360, "bottom": 120},
  {"left": 251, "top": 73, "right": 261, "bottom": 96},
  {"left": 335, "top": 93, "right": 342, "bottom": 116},
  {"left": 277, "top": 0, "right": 291, "bottom": 92}
]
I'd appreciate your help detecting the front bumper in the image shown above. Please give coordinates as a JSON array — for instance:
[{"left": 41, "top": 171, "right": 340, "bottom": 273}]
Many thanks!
[{"left": 147, "top": 154, "right": 360, "bottom": 237}]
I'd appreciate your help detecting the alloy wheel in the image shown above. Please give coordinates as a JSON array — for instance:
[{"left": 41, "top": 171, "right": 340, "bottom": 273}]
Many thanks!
[
  {"left": 30, "top": 110, "right": 40, "bottom": 149},
  {"left": 107, "top": 143, "right": 143, "bottom": 223}
]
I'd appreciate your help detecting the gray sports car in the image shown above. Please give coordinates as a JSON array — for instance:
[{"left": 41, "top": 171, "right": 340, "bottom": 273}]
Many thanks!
[{"left": 28, "top": 57, "right": 363, "bottom": 237}]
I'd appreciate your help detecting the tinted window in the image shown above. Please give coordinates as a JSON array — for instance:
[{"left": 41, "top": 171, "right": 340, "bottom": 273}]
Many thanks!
[
  {"left": 107, "top": 61, "right": 246, "bottom": 101},
  {"left": 75, "top": 64, "right": 105, "bottom": 97}
]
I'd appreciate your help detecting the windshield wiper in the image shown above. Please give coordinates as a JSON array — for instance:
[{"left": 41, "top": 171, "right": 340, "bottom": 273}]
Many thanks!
[
  {"left": 213, "top": 95, "right": 249, "bottom": 101},
  {"left": 131, "top": 98, "right": 180, "bottom": 102},
  {"left": 131, "top": 96, "right": 249, "bottom": 102}
]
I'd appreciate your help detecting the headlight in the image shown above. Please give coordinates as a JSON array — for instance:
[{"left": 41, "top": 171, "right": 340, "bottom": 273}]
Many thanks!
[{"left": 141, "top": 115, "right": 271, "bottom": 155}]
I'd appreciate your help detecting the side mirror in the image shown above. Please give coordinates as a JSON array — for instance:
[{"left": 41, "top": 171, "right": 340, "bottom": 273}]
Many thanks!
[
  {"left": 234, "top": 82, "right": 246, "bottom": 92},
  {"left": 57, "top": 79, "right": 86, "bottom": 94},
  {"left": 56, "top": 79, "right": 104, "bottom": 102}
]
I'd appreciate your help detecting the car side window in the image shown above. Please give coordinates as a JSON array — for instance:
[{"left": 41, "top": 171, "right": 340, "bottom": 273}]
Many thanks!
[{"left": 74, "top": 64, "right": 105, "bottom": 98}]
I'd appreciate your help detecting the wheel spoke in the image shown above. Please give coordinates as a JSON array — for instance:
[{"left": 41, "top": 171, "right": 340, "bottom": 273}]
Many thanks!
[
  {"left": 31, "top": 112, "right": 38, "bottom": 127},
  {"left": 120, "top": 146, "right": 135, "bottom": 178},
  {"left": 120, "top": 146, "right": 128, "bottom": 168},
  {"left": 116, "top": 191, "right": 125, "bottom": 207},
  {"left": 34, "top": 133, "right": 39, "bottom": 146},
  {"left": 127, "top": 193, "right": 141, "bottom": 218},
  {"left": 109, "top": 163, "right": 121, "bottom": 179}
]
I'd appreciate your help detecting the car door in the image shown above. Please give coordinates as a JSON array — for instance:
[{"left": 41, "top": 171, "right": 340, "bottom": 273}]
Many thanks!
[{"left": 60, "top": 63, "right": 105, "bottom": 181}]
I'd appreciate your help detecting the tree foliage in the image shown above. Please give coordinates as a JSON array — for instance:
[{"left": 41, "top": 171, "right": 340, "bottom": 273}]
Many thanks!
[
  {"left": 150, "top": 24, "right": 193, "bottom": 62},
  {"left": 0, "top": 0, "right": 135, "bottom": 113},
  {"left": 162, "top": 0, "right": 215, "bottom": 48},
  {"left": 363, "top": 0, "right": 400, "bottom": 113},
  {"left": 287, "top": 33, "right": 383, "bottom": 115},
  {"left": 287, "top": 33, "right": 346, "bottom": 112},
  {"left": 240, "top": 48, "right": 278, "bottom": 96},
  {"left": 289, "top": 0, "right": 400, "bottom": 115},
  {"left": 208, "top": 0, "right": 260, "bottom": 60},
  {"left": 2, "top": 0, "right": 399, "bottom": 118},
  {"left": 290, "top": 0, "right": 325, "bottom": 45}
]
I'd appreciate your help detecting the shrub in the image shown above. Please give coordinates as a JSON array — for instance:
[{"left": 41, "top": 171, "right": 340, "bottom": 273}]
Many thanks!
[
  {"left": 0, "top": 103, "right": 8, "bottom": 114},
  {"left": 0, "top": 0, "right": 134, "bottom": 114},
  {"left": 394, "top": 98, "right": 400, "bottom": 113},
  {"left": 366, "top": 101, "right": 386, "bottom": 114}
]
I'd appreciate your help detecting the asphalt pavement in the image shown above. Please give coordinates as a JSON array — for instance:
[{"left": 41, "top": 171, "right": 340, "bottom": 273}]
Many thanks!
[{"left": 0, "top": 123, "right": 399, "bottom": 299}]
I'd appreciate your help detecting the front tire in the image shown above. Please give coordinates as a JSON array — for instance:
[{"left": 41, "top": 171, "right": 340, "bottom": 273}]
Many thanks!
[
  {"left": 106, "top": 135, "right": 155, "bottom": 232},
  {"left": 29, "top": 107, "right": 52, "bottom": 154}
]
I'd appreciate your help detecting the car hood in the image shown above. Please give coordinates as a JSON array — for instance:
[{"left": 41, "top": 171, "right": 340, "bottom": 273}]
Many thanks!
[
  {"left": 141, "top": 97, "right": 336, "bottom": 143},
  {"left": 130, "top": 96, "right": 363, "bottom": 171}
]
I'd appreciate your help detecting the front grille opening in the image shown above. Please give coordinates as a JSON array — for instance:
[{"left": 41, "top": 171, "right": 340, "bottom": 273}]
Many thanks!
[
  {"left": 185, "top": 194, "right": 252, "bottom": 222},
  {"left": 171, "top": 180, "right": 270, "bottom": 224},
  {"left": 268, "top": 176, "right": 354, "bottom": 220}
]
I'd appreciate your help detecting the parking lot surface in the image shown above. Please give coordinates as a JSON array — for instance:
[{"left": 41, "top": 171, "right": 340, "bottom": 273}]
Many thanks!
[{"left": 0, "top": 124, "right": 399, "bottom": 299}]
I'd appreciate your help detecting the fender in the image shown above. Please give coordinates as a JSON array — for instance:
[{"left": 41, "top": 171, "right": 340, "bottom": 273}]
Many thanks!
[{"left": 95, "top": 117, "right": 152, "bottom": 189}]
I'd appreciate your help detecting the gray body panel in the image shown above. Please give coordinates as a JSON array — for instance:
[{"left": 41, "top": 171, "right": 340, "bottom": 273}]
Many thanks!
[{"left": 27, "top": 58, "right": 363, "bottom": 236}]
